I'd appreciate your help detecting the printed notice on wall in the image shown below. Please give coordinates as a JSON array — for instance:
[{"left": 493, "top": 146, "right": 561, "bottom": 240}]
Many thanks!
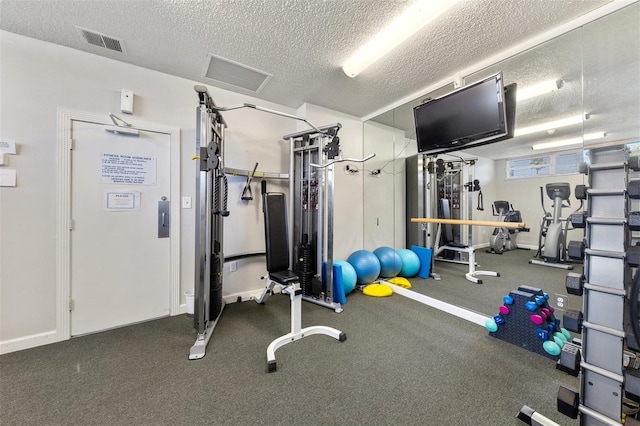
[
  {"left": 100, "top": 153, "right": 156, "bottom": 185},
  {"left": 0, "top": 169, "right": 17, "bottom": 187},
  {"left": 0, "top": 138, "right": 17, "bottom": 154},
  {"left": 105, "top": 190, "right": 141, "bottom": 211}
]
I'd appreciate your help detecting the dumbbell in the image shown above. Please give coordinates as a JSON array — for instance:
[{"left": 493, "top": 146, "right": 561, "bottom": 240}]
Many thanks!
[
  {"left": 629, "top": 211, "right": 640, "bottom": 231},
  {"left": 565, "top": 273, "right": 585, "bottom": 296},
  {"left": 563, "top": 309, "right": 583, "bottom": 334},
  {"left": 628, "top": 245, "right": 640, "bottom": 267},
  {"left": 574, "top": 184, "right": 588, "bottom": 200},
  {"left": 570, "top": 212, "right": 587, "bottom": 229},
  {"left": 556, "top": 343, "right": 580, "bottom": 377},
  {"left": 629, "top": 180, "right": 640, "bottom": 199},
  {"left": 567, "top": 240, "right": 585, "bottom": 260},
  {"left": 557, "top": 386, "right": 579, "bottom": 419}
]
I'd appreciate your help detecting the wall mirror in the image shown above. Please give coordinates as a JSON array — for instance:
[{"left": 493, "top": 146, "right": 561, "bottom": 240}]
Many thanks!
[{"left": 362, "top": 3, "right": 640, "bottom": 318}]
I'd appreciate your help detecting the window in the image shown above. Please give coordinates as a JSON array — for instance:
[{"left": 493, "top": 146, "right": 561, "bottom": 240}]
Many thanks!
[
  {"left": 507, "top": 156, "right": 551, "bottom": 178},
  {"left": 555, "top": 152, "right": 580, "bottom": 175},
  {"left": 506, "top": 151, "right": 580, "bottom": 179}
]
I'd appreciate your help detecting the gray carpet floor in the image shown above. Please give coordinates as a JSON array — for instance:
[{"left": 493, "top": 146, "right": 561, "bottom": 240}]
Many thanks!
[
  {"left": 411, "top": 248, "right": 583, "bottom": 318},
  {"left": 1, "top": 285, "right": 579, "bottom": 425}
]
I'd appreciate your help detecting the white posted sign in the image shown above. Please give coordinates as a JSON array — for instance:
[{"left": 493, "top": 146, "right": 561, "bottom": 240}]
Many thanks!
[
  {"left": 104, "top": 191, "right": 141, "bottom": 211},
  {"left": 100, "top": 153, "right": 156, "bottom": 185}
]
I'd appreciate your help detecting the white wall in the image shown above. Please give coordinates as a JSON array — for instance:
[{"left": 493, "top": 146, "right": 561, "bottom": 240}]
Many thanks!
[
  {"left": 468, "top": 155, "right": 498, "bottom": 247},
  {"left": 0, "top": 31, "right": 362, "bottom": 352},
  {"left": 491, "top": 158, "right": 585, "bottom": 249},
  {"left": 362, "top": 120, "right": 401, "bottom": 250}
]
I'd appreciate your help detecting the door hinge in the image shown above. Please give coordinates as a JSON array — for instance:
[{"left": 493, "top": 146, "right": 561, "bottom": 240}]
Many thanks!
[
  {"left": 69, "top": 299, "right": 74, "bottom": 311},
  {"left": 69, "top": 220, "right": 75, "bottom": 231},
  {"left": 68, "top": 138, "right": 74, "bottom": 150}
]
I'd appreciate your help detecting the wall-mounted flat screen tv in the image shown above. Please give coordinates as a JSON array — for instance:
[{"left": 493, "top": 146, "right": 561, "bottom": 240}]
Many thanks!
[{"left": 414, "top": 72, "right": 509, "bottom": 155}]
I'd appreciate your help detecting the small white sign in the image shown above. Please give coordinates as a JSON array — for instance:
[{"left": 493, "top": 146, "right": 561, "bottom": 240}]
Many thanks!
[
  {"left": 105, "top": 191, "right": 140, "bottom": 211},
  {"left": 0, "top": 169, "right": 17, "bottom": 187},
  {"left": 100, "top": 153, "right": 156, "bottom": 185},
  {"left": 0, "top": 139, "right": 16, "bottom": 154}
]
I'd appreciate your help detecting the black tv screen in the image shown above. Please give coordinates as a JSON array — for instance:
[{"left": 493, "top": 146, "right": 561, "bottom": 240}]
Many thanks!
[{"left": 414, "top": 73, "right": 508, "bottom": 155}]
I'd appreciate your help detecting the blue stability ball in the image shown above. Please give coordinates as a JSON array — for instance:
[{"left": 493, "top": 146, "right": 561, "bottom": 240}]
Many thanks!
[
  {"left": 373, "top": 246, "right": 402, "bottom": 278},
  {"left": 334, "top": 260, "right": 357, "bottom": 294},
  {"left": 347, "top": 250, "right": 381, "bottom": 284},
  {"left": 397, "top": 249, "right": 420, "bottom": 277}
]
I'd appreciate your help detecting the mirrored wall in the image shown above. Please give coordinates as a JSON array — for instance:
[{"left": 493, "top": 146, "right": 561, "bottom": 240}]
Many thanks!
[{"left": 363, "top": 3, "right": 640, "bottom": 317}]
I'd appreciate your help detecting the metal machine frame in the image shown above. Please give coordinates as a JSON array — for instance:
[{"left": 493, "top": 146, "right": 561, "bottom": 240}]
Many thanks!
[
  {"left": 406, "top": 155, "right": 479, "bottom": 279},
  {"left": 286, "top": 124, "right": 374, "bottom": 312},
  {"left": 190, "top": 85, "right": 227, "bottom": 360}
]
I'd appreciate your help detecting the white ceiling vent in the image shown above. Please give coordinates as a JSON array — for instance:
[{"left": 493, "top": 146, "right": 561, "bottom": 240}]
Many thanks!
[
  {"left": 76, "top": 26, "right": 125, "bottom": 53},
  {"left": 204, "top": 54, "right": 272, "bottom": 93}
]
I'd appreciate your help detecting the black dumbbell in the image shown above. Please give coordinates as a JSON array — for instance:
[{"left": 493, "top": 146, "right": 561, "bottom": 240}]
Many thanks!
[
  {"left": 556, "top": 343, "right": 580, "bottom": 377},
  {"left": 557, "top": 386, "right": 579, "bottom": 419}
]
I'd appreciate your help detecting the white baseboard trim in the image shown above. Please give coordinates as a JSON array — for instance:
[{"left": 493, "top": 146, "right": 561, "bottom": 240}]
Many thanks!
[{"left": 0, "top": 330, "right": 63, "bottom": 355}]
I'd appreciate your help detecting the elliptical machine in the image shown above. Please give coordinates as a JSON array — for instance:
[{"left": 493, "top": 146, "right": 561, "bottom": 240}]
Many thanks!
[
  {"left": 487, "top": 200, "right": 526, "bottom": 254},
  {"left": 529, "top": 182, "right": 577, "bottom": 269}
]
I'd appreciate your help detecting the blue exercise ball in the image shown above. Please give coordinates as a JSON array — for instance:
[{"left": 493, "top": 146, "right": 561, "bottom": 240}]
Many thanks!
[
  {"left": 334, "top": 260, "right": 357, "bottom": 295},
  {"left": 373, "top": 246, "right": 402, "bottom": 278},
  {"left": 347, "top": 250, "right": 381, "bottom": 284},
  {"left": 397, "top": 249, "right": 420, "bottom": 277}
]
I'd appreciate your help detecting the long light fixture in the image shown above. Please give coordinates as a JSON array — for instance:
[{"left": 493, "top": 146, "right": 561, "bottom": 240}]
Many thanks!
[
  {"left": 531, "top": 132, "right": 607, "bottom": 151},
  {"left": 514, "top": 114, "right": 583, "bottom": 137},
  {"left": 342, "top": 0, "right": 460, "bottom": 78},
  {"left": 516, "top": 78, "right": 564, "bottom": 102}
]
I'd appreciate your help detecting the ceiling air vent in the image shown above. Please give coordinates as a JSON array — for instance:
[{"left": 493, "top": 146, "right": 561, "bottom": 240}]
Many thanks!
[
  {"left": 204, "top": 54, "right": 272, "bottom": 93},
  {"left": 76, "top": 26, "right": 125, "bottom": 53}
]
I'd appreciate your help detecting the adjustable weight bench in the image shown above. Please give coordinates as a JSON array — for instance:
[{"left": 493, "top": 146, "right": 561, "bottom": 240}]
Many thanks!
[{"left": 255, "top": 192, "right": 346, "bottom": 373}]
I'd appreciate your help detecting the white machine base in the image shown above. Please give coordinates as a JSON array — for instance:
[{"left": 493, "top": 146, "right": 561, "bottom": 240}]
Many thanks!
[
  {"left": 529, "top": 259, "right": 574, "bottom": 270},
  {"left": 302, "top": 294, "right": 343, "bottom": 313},
  {"left": 439, "top": 246, "right": 499, "bottom": 284},
  {"left": 188, "top": 302, "right": 225, "bottom": 360},
  {"left": 257, "top": 279, "right": 346, "bottom": 373},
  {"left": 433, "top": 223, "right": 499, "bottom": 284}
]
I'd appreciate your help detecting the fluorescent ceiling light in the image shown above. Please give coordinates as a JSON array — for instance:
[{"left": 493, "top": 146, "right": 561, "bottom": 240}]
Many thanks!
[
  {"left": 531, "top": 138, "right": 582, "bottom": 150},
  {"left": 584, "top": 131, "right": 607, "bottom": 141},
  {"left": 531, "top": 131, "right": 606, "bottom": 150},
  {"left": 342, "top": 0, "right": 460, "bottom": 78},
  {"left": 516, "top": 78, "right": 564, "bottom": 102},
  {"left": 514, "top": 114, "right": 583, "bottom": 137}
]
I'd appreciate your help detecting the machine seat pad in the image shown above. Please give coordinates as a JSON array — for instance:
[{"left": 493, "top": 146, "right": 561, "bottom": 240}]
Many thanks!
[{"left": 269, "top": 270, "right": 300, "bottom": 285}]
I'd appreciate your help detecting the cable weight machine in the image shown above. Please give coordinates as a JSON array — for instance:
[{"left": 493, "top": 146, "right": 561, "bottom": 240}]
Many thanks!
[
  {"left": 406, "top": 155, "right": 480, "bottom": 278},
  {"left": 187, "top": 90, "right": 375, "bottom": 359},
  {"left": 190, "top": 85, "right": 228, "bottom": 360},
  {"left": 285, "top": 125, "right": 374, "bottom": 311}
]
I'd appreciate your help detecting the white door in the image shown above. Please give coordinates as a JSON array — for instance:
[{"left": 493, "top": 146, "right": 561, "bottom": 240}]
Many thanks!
[{"left": 70, "top": 120, "right": 171, "bottom": 336}]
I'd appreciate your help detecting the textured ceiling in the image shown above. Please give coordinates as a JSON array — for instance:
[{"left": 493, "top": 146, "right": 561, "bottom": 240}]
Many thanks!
[{"left": 0, "top": 0, "right": 614, "bottom": 120}]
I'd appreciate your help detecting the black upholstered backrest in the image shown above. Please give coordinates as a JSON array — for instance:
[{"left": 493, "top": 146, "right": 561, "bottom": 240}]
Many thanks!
[
  {"left": 263, "top": 192, "right": 290, "bottom": 273},
  {"left": 440, "top": 198, "right": 454, "bottom": 243}
]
